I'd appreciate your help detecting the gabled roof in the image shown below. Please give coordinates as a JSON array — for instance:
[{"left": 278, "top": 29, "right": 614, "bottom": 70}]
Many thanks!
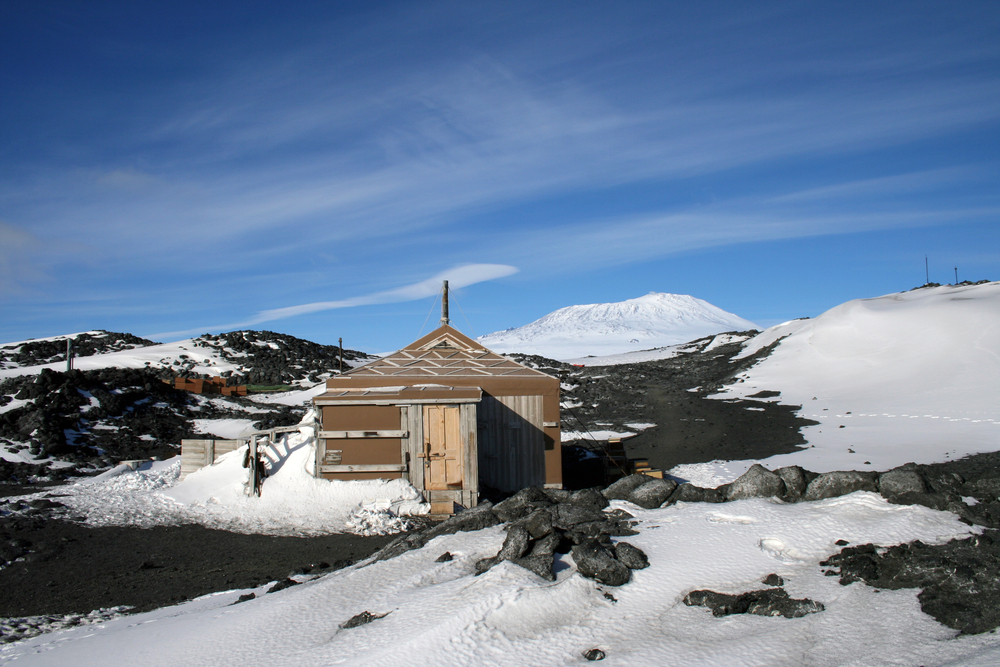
[{"left": 343, "top": 325, "right": 553, "bottom": 379}]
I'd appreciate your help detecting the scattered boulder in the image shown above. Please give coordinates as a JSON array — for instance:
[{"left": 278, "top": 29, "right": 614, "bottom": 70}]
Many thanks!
[
  {"left": 879, "top": 469, "right": 929, "bottom": 497},
  {"left": 569, "top": 487, "right": 610, "bottom": 510},
  {"left": 584, "top": 648, "right": 606, "bottom": 661},
  {"left": 550, "top": 503, "right": 607, "bottom": 530},
  {"left": 804, "top": 471, "right": 878, "bottom": 501},
  {"left": 493, "top": 487, "right": 552, "bottom": 522},
  {"left": 497, "top": 524, "right": 531, "bottom": 560},
  {"left": 266, "top": 578, "right": 300, "bottom": 594},
  {"left": 725, "top": 464, "right": 786, "bottom": 501},
  {"left": 670, "top": 484, "right": 725, "bottom": 503},
  {"left": 684, "top": 587, "right": 824, "bottom": 619},
  {"left": 340, "top": 610, "right": 390, "bottom": 629},
  {"left": 518, "top": 509, "right": 554, "bottom": 539},
  {"left": 775, "top": 466, "right": 811, "bottom": 500},
  {"left": 626, "top": 478, "right": 678, "bottom": 509},
  {"left": 572, "top": 540, "right": 631, "bottom": 586},
  {"left": 613, "top": 542, "right": 649, "bottom": 570},
  {"left": 603, "top": 474, "right": 656, "bottom": 501},
  {"left": 762, "top": 573, "right": 784, "bottom": 586}
]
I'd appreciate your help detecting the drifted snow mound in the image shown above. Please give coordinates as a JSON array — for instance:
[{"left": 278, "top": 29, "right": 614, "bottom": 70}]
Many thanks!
[
  {"left": 713, "top": 281, "right": 1000, "bottom": 473},
  {"left": 479, "top": 292, "right": 757, "bottom": 360},
  {"left": 162, "top": 426, "right": 428, "bottom": 535},
  {"left": 45, "top": 417, "right": 428, "bottom": 536}
]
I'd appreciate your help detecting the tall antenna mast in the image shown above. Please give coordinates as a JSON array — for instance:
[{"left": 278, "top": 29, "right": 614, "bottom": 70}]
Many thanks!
[
  {"left": 925, "top": 255, "right": 929, "bottom": 284},
  {"left": 440, "top": 280, "right": 450, "bottom": 326}
]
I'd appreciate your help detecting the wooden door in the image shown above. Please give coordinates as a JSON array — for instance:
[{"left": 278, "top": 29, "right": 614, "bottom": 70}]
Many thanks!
[{"left": 423, "top": 405, "right": 463, "bottom": 490}]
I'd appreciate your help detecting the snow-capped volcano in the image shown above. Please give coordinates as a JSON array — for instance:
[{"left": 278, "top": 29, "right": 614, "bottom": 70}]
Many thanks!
[{"left": 478, "top": 292, "right": 757, "bottom": 360}]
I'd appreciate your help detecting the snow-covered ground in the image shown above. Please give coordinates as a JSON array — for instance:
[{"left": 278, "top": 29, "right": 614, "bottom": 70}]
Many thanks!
[
  {"left": 3, "top": 283, "right": 1000, "bottom": 665},
  {"left": 5, "top": 493, "right": 997, "bottom": 666},
  {"left": 481, "top": 292, "right": 757, "bottom": 360}
]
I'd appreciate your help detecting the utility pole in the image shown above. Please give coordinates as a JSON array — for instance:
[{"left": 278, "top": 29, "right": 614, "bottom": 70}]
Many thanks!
[
  {"left": 440, "top": 280, "right": 450, "bottom": 326},
  {"left": 955, "top": 267, "right": 959, "bottom": 284},
  {"left": 338, "top": 337, "right": 343, "bottom": 374}
]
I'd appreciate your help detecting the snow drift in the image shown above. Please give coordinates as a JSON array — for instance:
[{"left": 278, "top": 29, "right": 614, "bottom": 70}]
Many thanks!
[
  {"left": 709, "top": 281, "right": 1000, "bottom": 476},
  {"left": 36, "top": 415, "right": 429, "bottom": 536}
]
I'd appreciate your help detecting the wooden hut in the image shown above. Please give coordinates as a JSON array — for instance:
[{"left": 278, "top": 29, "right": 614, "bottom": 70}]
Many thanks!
[{"left": 313, "top": 319, "right": 561, "bottom": 509}]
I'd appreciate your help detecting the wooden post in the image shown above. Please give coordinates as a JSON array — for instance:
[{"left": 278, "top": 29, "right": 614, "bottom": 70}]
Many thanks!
[{"left": 249, "top": 435, "right": 259, "bottom": 497}]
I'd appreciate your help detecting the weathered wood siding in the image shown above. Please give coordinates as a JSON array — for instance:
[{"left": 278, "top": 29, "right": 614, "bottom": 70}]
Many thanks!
[
  {"left": 477, "top": 395, "right": 545, "bottom": 493},
  {"left": 317, "top": 405, "right": 405, "bottom": 481},
  {"left": 180, "top": 439, "right": 241, "bottom": 480}
]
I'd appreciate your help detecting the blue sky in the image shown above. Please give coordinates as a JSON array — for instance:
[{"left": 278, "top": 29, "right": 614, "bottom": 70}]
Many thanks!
[{"left": 2, "top": 1, "right": 998, "bottom": 352}]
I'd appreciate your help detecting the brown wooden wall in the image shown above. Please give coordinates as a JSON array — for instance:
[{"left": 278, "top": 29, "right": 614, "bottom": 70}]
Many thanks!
[
  {"left": 477, "top": 395, "right": 546, "bottom": 493},
  {"left": 318, "top": 405, "right": 405, "bottom": 481}
]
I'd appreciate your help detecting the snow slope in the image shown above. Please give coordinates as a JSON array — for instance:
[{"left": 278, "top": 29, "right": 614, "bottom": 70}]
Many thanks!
[
  {"left": 705, "top": 282, "right": 1000, "bottom": 477},
  {"left": 479, "top": 293, "right": 757, "bottom": 360}
]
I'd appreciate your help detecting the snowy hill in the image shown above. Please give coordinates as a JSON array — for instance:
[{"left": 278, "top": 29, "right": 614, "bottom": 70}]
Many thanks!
[
  {"left": 0, "top": 331, "right": 156, "bottom": 371},
  {"left": 705, "top": 281, "right": 1000, "bottom": 477},
  {"left": 479, "top": 292, "right": 757, "bottom": 360},
  {"left": 0, "top": 331, "right": 373, "bottom": 480},
  {"left": 0, "top": 330, "right": 372, "bottom": 386}
]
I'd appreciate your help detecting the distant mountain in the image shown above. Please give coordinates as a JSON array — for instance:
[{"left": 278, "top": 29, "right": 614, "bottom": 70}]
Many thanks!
[{"left": 478, "top": 292, "right": 758, "bottom": 360}]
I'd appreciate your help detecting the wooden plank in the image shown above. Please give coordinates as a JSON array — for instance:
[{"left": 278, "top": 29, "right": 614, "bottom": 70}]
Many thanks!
[
  {"left": 319, "top": 464, "right": 409, "bottom": 473},
  {"left": 462, "top": 403, "right": 478, "bottom": 507},
  {"left": 318, "top": 430, "right": 408, "bottom": 439}
]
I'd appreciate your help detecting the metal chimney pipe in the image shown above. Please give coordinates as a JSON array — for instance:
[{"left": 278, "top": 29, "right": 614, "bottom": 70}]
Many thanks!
[{"left": 440, "top": 280, "right": 450, "bottom": 326}]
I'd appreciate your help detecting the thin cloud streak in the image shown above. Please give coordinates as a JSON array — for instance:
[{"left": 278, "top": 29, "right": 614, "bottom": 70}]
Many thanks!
[{"left": 145, "top": 264, "right": 518, "bottom": 341}]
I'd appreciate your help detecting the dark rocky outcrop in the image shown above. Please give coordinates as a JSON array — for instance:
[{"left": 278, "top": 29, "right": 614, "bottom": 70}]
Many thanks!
[
  {"left": 820, "top": 531, "right": 1000, "bottom": 635},
  {"left": 684, "top": 587, "right": 824, "bottom": 618}
]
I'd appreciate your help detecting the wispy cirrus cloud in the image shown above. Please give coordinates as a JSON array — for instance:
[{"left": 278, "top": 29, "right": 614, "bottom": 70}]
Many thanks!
[{"left": 145, "top": 263, "right": 517, "bottom": 341}]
